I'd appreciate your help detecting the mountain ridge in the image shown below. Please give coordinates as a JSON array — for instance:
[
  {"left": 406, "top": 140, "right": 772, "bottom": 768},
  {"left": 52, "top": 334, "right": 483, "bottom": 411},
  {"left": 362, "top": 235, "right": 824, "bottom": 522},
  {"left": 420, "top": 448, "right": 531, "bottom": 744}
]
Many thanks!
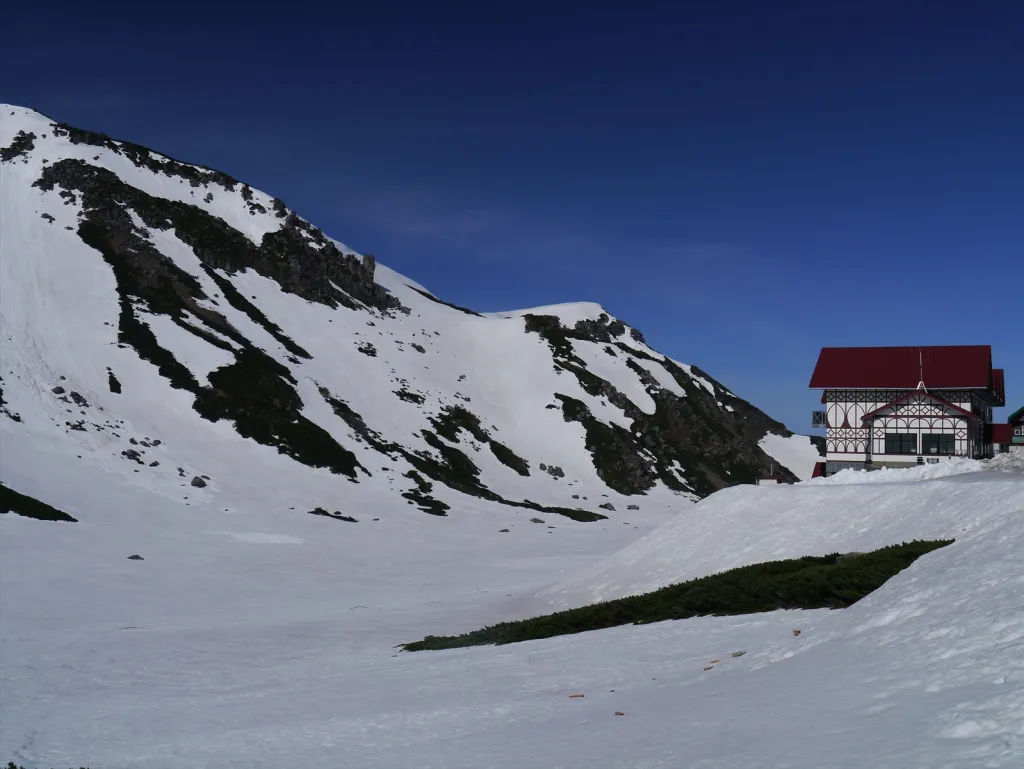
[{"left": 0, "top": 103, "right": 821, "bottom": 524}]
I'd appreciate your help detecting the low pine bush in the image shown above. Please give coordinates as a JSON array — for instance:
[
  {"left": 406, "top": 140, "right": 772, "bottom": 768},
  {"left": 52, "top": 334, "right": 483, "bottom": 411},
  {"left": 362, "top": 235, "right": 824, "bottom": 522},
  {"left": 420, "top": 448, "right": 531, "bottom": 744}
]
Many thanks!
[
  {"left": 0, "top": 483, "right": 78, "bottom": 522},
  {"left": 402, "top": 539, "right": 952, "bottom": 651}
]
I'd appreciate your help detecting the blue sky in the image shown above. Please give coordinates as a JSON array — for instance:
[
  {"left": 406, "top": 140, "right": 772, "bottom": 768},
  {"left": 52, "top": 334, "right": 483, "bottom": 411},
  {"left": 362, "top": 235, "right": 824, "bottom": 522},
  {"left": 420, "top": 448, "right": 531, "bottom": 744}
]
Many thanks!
[{"left": 4, "top": 1, "right": 1021, "bottom": 431}]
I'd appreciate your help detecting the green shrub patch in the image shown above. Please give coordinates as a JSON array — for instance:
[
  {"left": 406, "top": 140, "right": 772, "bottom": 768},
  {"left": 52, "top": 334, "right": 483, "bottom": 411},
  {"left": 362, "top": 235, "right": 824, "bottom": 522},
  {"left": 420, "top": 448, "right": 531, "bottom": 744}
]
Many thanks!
[
  {"left": 401, "top": 539, "right": 952, "bottom": 651},
  {"left": 0, "top": 483, "right": 78, "bottom": 522}
]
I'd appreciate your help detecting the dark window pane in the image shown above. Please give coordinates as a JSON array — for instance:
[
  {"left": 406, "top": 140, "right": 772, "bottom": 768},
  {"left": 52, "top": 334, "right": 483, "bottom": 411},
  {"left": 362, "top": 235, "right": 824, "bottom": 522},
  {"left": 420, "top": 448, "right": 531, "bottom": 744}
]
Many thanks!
[
  {"left": 885, "top": 433, "right": 918, "bottom": 454},
  {"left": 923, "top": 434, "right": 955, "bottom": 455}
]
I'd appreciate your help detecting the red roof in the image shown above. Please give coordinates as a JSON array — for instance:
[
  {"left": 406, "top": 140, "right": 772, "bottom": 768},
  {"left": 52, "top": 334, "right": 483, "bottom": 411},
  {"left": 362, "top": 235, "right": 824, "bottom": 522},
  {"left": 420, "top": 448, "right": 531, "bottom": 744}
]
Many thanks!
[
  {"left": 809, "top": 345, "right": 994, "bottom": 389},
  {"left": 991, "top": 424, "right": 1013, "bottom": 445},
  {"left": 993, "top": 369, "right": 1005, "bottom": 406}
]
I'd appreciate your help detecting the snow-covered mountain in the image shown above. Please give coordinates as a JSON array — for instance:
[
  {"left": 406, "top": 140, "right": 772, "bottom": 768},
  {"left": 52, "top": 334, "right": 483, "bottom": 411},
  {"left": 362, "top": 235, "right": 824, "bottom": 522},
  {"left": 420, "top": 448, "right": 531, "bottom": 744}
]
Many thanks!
[{"left": 0, "top": 103, "right": 821, "bottom": 527}]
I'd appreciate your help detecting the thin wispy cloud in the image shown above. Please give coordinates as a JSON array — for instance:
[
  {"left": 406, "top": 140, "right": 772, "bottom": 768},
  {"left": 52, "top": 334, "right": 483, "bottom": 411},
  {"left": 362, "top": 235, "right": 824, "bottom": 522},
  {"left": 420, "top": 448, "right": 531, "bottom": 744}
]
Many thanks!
[
  {"left": 331, "top": 181, "right": 751, "bottom": 281},
  {"left": 345, "top": 187, "right": 516, "bottom": 251},
  {"left": 323, "top": 179, "right": 810, "bottom": 340},
  {"left": 332, "top": 182, "right": 600, "bottom": 268},
  {"left": 653, "top": 242, "right": 750, "bottom": 268},
  {"left": 24, "top": 86, "right": 167, "bottom": 124}
]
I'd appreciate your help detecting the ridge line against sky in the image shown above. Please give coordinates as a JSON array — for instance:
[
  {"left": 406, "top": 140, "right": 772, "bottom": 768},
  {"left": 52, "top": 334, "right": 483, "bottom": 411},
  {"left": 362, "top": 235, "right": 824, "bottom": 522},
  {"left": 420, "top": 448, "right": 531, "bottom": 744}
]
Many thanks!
[{"left": 2, "top": 0, "right": 1021, "bottom": 430}]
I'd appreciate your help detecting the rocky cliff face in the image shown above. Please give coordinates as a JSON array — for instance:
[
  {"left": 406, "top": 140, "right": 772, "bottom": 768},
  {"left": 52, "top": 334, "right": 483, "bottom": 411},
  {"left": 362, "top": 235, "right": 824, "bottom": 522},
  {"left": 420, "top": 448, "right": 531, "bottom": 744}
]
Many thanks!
[
  {"left": 520, "top": 313, "right": 794, "bottom": 497},
  {"left": 0, "top": 104, "right": 817, "bottom": 525}
]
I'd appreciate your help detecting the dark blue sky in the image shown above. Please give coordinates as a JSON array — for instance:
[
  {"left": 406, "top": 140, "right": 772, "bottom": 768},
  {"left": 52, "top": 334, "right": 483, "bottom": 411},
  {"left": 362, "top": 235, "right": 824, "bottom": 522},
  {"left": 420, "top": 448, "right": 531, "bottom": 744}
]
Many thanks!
[{"left": 4, "top": 1, "right": 1022, "bottom": 431}]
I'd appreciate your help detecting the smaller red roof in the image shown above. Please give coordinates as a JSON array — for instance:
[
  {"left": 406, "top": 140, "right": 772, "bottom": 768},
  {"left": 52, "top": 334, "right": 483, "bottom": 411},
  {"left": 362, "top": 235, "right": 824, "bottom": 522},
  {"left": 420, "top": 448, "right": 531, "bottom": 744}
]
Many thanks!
[{"left": 991, "top": 424, "right": 1013, "bottom": 445}]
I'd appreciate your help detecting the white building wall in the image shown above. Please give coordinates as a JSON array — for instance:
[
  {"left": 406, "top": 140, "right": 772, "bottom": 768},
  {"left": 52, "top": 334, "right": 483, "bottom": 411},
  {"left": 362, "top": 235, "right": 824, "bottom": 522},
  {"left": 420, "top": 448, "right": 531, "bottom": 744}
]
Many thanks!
[
  {"left": 869, "top": 414, "right": 967, "bottom": 457},
  {"left": 823, "top": 389, "right": 987, "bottom": 463}
]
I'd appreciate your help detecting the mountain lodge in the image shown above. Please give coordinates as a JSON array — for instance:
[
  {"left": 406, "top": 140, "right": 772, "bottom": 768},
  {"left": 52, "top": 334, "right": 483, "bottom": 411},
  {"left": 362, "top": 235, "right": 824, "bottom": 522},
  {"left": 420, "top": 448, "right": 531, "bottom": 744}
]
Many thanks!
[{"left": 809, "top": 345, "right": 1006, "bottom": 474}]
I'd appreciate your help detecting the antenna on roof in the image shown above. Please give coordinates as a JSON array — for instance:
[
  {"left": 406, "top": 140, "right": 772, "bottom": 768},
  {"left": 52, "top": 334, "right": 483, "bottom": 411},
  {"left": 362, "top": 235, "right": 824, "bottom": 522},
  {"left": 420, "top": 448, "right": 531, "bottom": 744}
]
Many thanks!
[{"left": 917, "top": 348, "right": 927, "bottom": 392}]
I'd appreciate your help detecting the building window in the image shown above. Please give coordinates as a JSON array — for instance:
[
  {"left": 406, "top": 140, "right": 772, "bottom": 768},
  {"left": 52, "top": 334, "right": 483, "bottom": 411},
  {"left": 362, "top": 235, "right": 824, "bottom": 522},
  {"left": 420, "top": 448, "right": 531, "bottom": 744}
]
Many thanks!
[
  {"left": 885, "top": 433, "right": 918, "bottom": 454},
  {"left": 922, "top": 434, "right": 955, "bottom": 455}
]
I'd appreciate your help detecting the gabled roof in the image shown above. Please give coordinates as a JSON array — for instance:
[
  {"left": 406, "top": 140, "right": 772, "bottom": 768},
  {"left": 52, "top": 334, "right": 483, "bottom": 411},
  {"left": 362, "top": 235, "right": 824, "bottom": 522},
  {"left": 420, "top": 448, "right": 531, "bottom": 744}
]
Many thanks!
[
  {"left": 860, "top": 390, "right": 979, "bottom": 422},
  {"left": 809, "top": 345, "right": 994, "bottom": 389},
  {"left": 1009, "top": 406, "right": 1024, "bottom": 424}
]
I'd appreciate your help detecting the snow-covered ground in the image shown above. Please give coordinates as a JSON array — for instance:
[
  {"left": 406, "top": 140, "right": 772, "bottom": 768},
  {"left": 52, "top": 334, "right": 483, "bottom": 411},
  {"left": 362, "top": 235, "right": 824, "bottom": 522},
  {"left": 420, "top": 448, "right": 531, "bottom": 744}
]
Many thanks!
[{"left": 3, "top": 452, "right": 1022, "bottom": 768}]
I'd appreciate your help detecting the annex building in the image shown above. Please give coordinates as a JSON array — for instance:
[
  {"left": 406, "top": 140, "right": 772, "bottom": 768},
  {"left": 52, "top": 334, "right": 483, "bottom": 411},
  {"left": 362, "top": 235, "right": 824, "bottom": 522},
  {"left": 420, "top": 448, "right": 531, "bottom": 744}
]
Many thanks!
[{"left": 992, "top": 406, "right": 1024, "bottom": 455}]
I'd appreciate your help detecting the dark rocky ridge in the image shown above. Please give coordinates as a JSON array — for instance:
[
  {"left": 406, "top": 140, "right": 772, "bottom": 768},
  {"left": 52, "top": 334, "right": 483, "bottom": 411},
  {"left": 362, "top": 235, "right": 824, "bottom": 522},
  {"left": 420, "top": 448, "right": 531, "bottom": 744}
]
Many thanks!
[
  {"left": 33, "top": 159, "right": 368, "bottom": 479},
  {"left": 0, "top": 377, "right": 23, "bottom": 422},
  {"left": 428, "top": 405, "right": 531, "bottom": 477},
  {"left": 1, "top": 130, "right": 36, "bottom": 162},
  {"left": 51, "top": 121, "right": 240, "bottom": 190},
  {"left": 525, "top": 313, "right": 798, "bottom": 496},
  {"left": 318, "top": 387, "right": 604, "bottom": 521},
  {"left": 35, "top": 157, "right": 404, "bottom": 315},
  {"left": 573, "top": 312, "right": 646, "bottom": 345}
]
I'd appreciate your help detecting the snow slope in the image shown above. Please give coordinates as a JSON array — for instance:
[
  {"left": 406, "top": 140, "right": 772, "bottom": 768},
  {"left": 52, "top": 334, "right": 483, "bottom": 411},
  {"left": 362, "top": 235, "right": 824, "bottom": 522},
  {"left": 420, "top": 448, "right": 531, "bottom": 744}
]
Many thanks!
[{"left": 2, "top": 448, "right": 1021, "bottom": 767}]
